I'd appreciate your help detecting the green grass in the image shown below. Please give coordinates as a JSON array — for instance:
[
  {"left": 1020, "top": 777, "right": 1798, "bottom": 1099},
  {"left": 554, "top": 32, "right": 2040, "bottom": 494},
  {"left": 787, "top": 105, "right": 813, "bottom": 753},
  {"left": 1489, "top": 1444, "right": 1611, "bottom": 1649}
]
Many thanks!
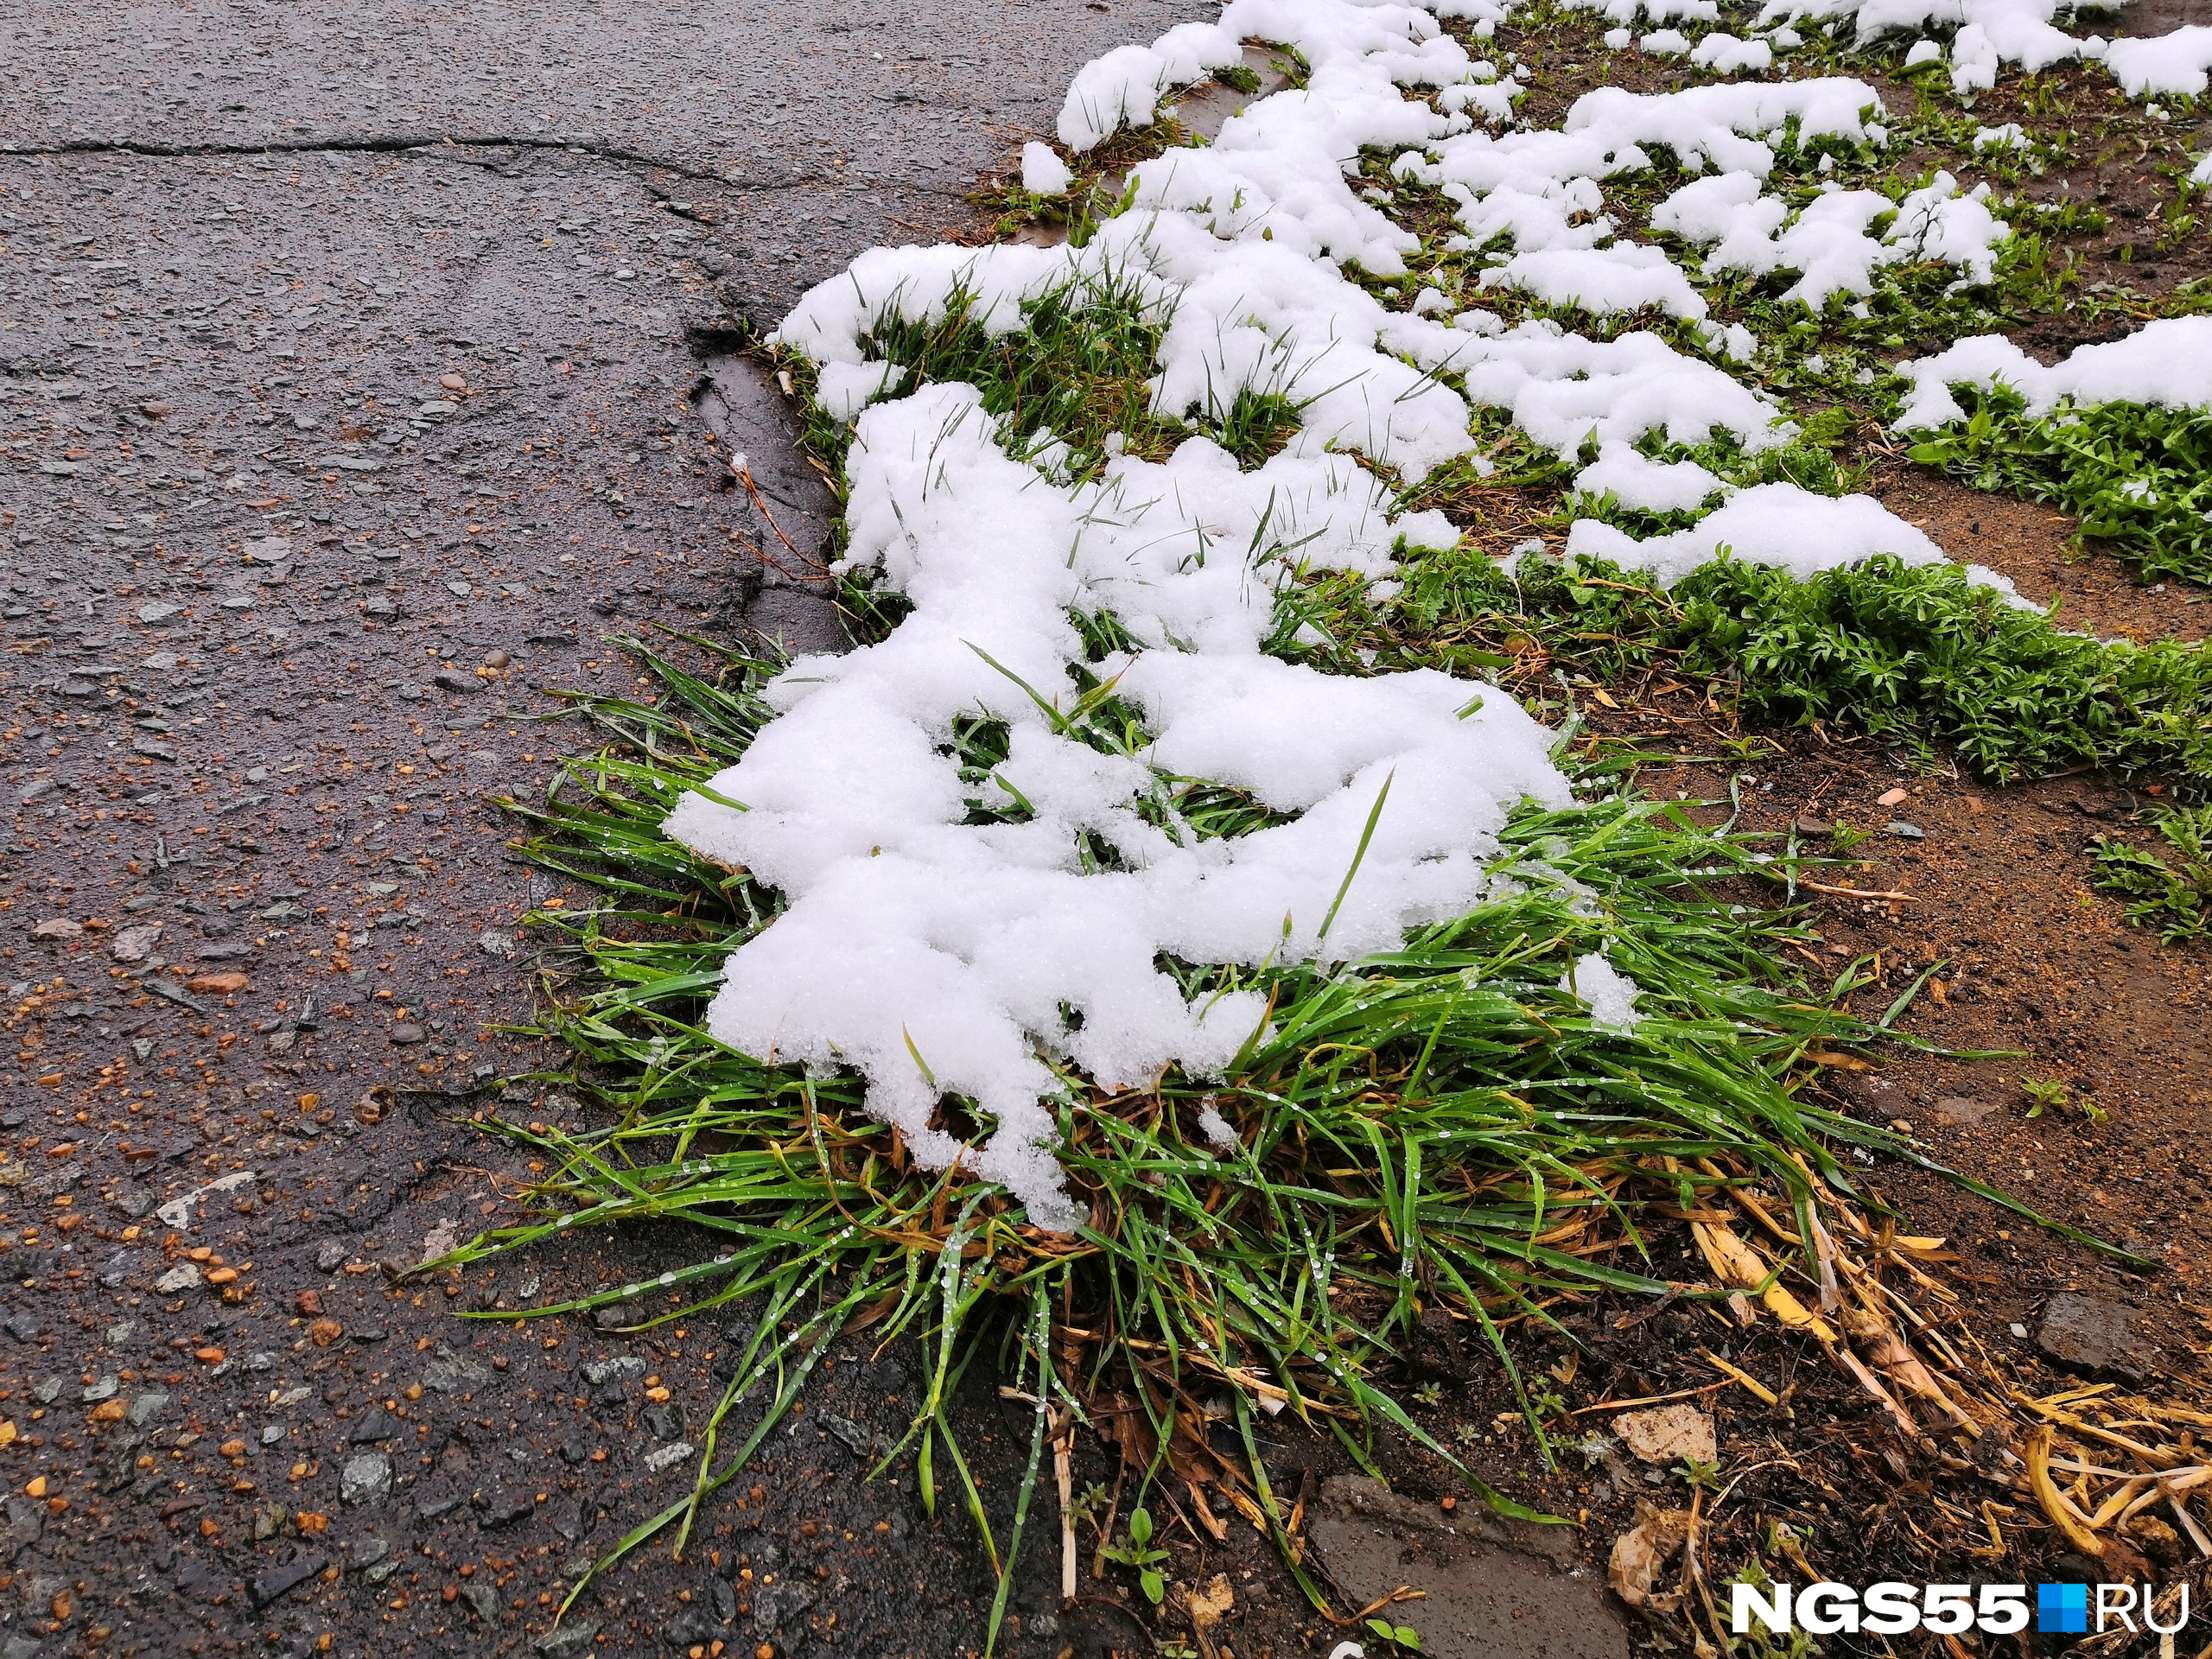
[
  {"left": 796, "top": 267, "right": 2212, "bottom": 810},
  {"left": 461, "top": 635, "right": 2124, "bottom": 1648},
  {"left": 452, "top": 31, "right": 2212, "bottom": 1646},
  {"left": 1904, "top": 387, "right": 2212, "bottom": 584},
  {"left": 798, "top": 264, "right": 1307, "bottom": 489}
]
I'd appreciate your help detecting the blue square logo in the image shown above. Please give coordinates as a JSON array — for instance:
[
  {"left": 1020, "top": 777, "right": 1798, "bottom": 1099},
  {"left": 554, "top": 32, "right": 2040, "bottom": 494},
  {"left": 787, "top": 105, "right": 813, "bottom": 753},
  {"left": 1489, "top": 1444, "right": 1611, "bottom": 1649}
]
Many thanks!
[{"left": 2038, "top": 1584, "right": 2088, "bottom": 1634}]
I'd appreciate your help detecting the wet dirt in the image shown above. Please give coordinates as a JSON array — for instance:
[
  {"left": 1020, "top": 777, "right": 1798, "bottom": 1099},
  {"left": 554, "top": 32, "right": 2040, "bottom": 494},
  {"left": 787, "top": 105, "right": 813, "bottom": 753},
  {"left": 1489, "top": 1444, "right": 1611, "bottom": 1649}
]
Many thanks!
[
  {"left": 1301, "top": 1477, "right": 1625, "bottom": 1659},
  {"left": 1869, "top": 465, "right": 2212, "bottom": 642},
  {"left": 2109, "top": 0, "right": 2212, "bottom": 36}
]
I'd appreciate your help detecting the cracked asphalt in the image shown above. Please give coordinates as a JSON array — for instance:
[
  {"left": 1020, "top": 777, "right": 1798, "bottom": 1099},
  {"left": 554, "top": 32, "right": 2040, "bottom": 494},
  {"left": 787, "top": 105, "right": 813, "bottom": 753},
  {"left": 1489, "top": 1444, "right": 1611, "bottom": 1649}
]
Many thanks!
[{"left": 0, "top": 1, "right": 1210, "bottom": 1655}]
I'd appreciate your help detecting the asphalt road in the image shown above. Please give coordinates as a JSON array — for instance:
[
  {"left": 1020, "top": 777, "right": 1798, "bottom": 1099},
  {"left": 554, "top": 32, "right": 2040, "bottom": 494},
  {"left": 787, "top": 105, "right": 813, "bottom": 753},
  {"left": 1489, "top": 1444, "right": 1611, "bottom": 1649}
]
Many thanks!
[{"left": 0, "top": 2, "right": 1209, "bottom": 1655}]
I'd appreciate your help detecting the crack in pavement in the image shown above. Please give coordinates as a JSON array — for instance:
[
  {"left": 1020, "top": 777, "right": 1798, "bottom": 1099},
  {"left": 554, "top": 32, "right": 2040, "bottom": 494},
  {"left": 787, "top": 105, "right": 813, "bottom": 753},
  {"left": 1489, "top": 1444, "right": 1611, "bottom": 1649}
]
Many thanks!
[
  {"left": 0, "top": 134, "right": 990, "bottom": 207},
  {"left": 3, "top": 132, "right": 748, "bottom": 185}
]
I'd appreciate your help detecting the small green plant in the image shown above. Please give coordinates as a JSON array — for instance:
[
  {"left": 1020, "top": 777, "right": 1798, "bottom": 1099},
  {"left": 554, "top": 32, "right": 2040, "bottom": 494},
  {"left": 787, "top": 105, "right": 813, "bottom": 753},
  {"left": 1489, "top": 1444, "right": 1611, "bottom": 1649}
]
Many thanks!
[
  {"left": 2018, "top": 1075, "right": 2109, "bottom": 1123},
  {"left": 1829, "top": 822, "right": 1875, "bottom": 852},
  {"left": 1678, "top": 1455, "right": 1722, "bottom": 1491},
  {"left": 2092, "top": 804, "right": 2212, "bottom": 944},
  {"left": 1726, "top": 1567, "right": 1823, "bottom": 1659},
  {"left": 1069, "top": 1480, "right": 1111, "bottom": 1532},
  {"left": 1906, "top": 387, "right": 2212, "bottom": 585},
  {"left": 1365, "top": 1616, "right": 1426, "bottom": 1652},
  {"left": 2019, "top": 1076, "right": 2069, "bottom": 1119},
  {"left": 1103, "top": 1505, "right": 1173, "bottom": 1605}
]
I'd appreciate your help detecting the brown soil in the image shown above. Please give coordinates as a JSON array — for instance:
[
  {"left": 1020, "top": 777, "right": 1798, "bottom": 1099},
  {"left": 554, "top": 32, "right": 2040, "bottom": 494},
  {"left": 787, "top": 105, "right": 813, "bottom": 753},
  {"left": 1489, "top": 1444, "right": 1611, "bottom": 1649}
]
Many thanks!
[
  {"left": 1670, "top": 750, "right": 2212, "bottom": 1319},
  {"left": 1501, "top": 14, "right": 2212, "bottom": 307},
  {"left": 1870, "top": 464, "right": 2212, "bottom": 641},
  {"left": 2111, "top": 0, "right": 2212, "bottom": 37}
]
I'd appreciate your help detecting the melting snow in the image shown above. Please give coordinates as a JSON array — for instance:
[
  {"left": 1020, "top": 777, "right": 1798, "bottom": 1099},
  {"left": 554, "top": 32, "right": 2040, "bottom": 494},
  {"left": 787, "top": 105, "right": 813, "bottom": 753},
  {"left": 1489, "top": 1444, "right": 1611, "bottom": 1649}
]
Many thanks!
[
  {"left": 1893, "top": 318, "right": 2212, "bottom": 429},
  {"left": 667, "top": 388, "right": 1566, "bottom": 1229},
  {"left": 666, "top": 0, "right": 2165, "bottom": 1225}
]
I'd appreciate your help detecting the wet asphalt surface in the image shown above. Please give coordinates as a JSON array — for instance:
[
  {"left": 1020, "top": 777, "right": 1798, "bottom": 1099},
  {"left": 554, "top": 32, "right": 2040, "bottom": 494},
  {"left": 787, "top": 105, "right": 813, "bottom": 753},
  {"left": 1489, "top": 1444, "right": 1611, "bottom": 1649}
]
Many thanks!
[{"left": 0, "top": 2, "right": 1219, "bottom": 1655}]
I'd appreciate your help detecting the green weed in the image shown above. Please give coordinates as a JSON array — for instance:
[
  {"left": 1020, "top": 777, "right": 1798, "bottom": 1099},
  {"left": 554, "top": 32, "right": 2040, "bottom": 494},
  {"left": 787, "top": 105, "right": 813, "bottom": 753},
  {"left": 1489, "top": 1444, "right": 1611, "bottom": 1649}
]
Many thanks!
[
  {"left": 1100, "top": 1506, "right": 1172, "bottom": 1604},
  {"left": 1293, "top": 549, "right": 2212, "bottom": 794},
  {"left": 1364, "top": 1617, "right": 1426, "bottom": 1651},
  {"left": 2018, "top": 1075, "right": 2069, "bottom": 1118},
  {"left": 2091, "top": 803, "right": 2212, "bottom": 941},
  {"left": 1906, "top": 386, "right": 2212, "bottom": 584}
]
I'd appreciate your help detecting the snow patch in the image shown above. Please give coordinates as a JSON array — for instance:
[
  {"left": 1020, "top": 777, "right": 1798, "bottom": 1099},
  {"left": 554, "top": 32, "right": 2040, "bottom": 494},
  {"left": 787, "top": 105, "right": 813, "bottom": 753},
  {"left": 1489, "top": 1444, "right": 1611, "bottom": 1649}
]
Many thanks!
[
  {"left": 667, "top": 386, "right": 1570, "bottom": 1228},
  {"left": 1689, "top": 32, "right": 1776, "bottom": 72},
  {"left": 1654, "top": 169, "right": 2005, "bottom": 308},
  {"left": 1573, "top": 442, "right": 1727, "bottom": 512},
  {"left": 1565, "top": 480, "right": 1946, "bottom": 585},
  {"left": 1893, "top": 318, "right": 2212, "bottom": 429},
  {"left": 1058, "top": 22, "right": 1247, "bottom": 151},
  {"left": 1021, "top": 141, "right": 1075, "bottom": 195},
  {"left": 1561, "top": 951, "right": 1642, "bottom": 1034},
  {"left": 2106, "top": 25, "right": 2212, "bottom": 96},
  {"left": 815, "top": 359, "right": 910, "bottom": 422}
]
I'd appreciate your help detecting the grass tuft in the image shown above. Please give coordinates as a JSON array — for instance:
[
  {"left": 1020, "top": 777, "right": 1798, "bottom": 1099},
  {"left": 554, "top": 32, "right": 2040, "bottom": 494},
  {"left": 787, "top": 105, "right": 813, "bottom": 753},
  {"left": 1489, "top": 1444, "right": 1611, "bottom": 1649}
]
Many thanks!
[{"left": 464, "top": 634, "right": 2115, "bottom": 1643}]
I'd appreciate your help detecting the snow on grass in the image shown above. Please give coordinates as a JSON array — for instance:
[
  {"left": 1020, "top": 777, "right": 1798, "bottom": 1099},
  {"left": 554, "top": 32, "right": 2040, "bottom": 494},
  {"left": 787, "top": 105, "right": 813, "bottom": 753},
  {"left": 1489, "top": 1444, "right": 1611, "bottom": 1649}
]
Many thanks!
[
  {"left": 1649, "top": 168, "right": 2008, "bottom": 310},
  {"left": 1893, "top": 317, "right": 2212, "bottom": 429},
  {"left": 2104, "top": 24, "right": 2212, "bottom": 97},
  {"left": 1688, "top": 31, "right": 1775, "bottom": 71},
  {"left": 1755, "top": 0, "right": 2212, "bottom": 99},
  {"left": 667, "top": 382, "right": 1566, "bottom": 1226},
  {"left": 676, "top": 0, "right": 2184, "bottom": 1224},
  {"left": 1056, "top": 22, "right": 1248, "bottom": 151},
  {"left": 1560, "top": 950, "right": 1643, "bottom": 1034},
  {"left": 1457, "top": 325, "right": 1791, "bottom": 455},
  {"left": 1481, "top": 241, "right": 1711, "bottom": 316},
  {"left": 1565, "top": 479, "right": 2033, "bottom": 603}
]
